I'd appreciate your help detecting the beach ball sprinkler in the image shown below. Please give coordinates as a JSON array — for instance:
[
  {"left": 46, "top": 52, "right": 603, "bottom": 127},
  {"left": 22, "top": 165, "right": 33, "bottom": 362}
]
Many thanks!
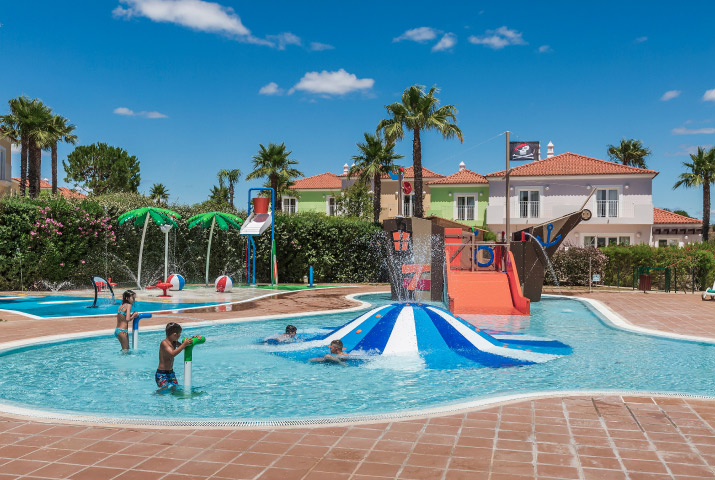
[
  {"left": 215, "top": 275, "right": 233, "bottom": 293},
  {"left": 167, "top": 274, "right": 185, "bottom": 291}
]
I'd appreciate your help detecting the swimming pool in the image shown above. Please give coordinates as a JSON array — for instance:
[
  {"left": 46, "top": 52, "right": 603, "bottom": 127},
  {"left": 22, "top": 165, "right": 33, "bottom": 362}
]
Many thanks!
[
  {"left": 0, "top": 295, "right": 221, "bottom": 318},
  {"left": 0, "top": 293, "right": 712, "bottom": 425}
]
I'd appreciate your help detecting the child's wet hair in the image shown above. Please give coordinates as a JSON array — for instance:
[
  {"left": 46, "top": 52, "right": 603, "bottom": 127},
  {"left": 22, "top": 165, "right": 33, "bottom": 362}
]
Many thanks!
[
  {"left": 285, "top": 325, "right": 297, "bottom": 334},
  {"left": 330, "top": 339, "right": 343, "bottom": 348},
  {"left": 166, "top": 322, "right": 182, "bottom": 336},
  {"left": 121, "top": 290, "right": 136, "bottom": 304}
]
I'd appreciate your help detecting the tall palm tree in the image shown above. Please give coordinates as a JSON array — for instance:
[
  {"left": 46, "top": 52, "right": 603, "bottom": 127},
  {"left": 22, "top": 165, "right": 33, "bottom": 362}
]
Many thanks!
[
  {"left": 1, "top": 96, "right": 33, "bottom": 196},
  {"left": 217, "top": 168, "right": 241, "bottom": 208},
  {"left": 673, "top": 147, "right": 715, "bottom": 242},
  {"left": 377, "top": 85, "right": 463, "bottom": 217},
  {"left": 349, "top": 133, "right": 403, "bottom": 223},
  {"left": 607, "top": 138, "right": 651, "bottom": 169},
  {"left": 263, "top": 170, "right": 297, "bottom": 208},
  {"left": 18, "top": 99, "right": 54, "bottom": 198},
  {"left": 246, "top": 143, "right": 303, "bottom": 211},
  {"left": 149, "top": 183, "right": 170, "bottom": 204},
  {"left": 208, "top": 184, "right": 229, "bottom": 205},
  {"left": 47, "top": 115, "right": 77, "bottom": 195}
]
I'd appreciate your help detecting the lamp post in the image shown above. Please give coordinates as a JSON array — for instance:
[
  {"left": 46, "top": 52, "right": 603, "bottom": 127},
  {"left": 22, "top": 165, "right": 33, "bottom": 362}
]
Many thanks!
[{"left": 160, "top": 224, "right": 172, "bottom": 282}]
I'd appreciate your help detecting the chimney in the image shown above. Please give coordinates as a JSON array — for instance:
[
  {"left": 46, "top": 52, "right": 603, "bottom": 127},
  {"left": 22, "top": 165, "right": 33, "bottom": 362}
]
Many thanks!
[
  {"left": 458, "top": 161, "right": 466, "bottom": 171},
  {"left": 343, "top": 163, "right": 349, "bottom": 175},
  {"left": 547, "top": 141, "right": 554, "bottom": 158}
]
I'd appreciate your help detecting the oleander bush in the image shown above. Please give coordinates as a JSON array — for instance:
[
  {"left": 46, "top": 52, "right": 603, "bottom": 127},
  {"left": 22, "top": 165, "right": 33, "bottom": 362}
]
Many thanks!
[{"left": 548, "top": 246, "right": 608, "bottom": 286}]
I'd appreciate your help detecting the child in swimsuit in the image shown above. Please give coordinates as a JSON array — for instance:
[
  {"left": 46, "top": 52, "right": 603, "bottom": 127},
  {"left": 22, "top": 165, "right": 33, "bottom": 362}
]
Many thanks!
[
  {"left": 115, "top": 290, "right": 139, "bottom": 351},
  {"left": 310, "top": 339, "right": 349, "bottom": 364},
  {"left": 155, "top": 322, "right": 194, "bottom": 391}
]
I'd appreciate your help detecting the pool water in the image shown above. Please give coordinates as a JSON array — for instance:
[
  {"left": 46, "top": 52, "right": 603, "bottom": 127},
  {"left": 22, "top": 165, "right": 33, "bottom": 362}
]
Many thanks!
[
  {"left": 0, "top": 296, "right": 219, "bottom": 318},
  {"left": 0, "top": 293, "right": 713, "bottom": 422}
]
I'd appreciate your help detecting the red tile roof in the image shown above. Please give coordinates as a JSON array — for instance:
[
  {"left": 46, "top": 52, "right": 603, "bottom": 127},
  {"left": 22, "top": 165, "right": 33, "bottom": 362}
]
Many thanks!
[
  {"left": 429, "top": 168, "right": 488, "bottom": 185},
  {"left": 289, "top": 172, "right": 342, "bottom": 190},
  {"left": 384, "top": 166, "right": 444, "bottom": 179},
  {"left": 653, "top": 207, "right": 701, "bottom": 225},
  {"left": 485, "top": 152, "right": 659, "bottom": 177},
  {"left": 12, "top": 178, "right": 87, "bottom": 199}
]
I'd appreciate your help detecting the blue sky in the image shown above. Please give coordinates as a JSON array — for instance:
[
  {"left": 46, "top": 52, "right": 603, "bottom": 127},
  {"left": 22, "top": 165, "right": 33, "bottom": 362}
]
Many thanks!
[{"left": 2, "top": 1, "right": 714, "bottom": 216}]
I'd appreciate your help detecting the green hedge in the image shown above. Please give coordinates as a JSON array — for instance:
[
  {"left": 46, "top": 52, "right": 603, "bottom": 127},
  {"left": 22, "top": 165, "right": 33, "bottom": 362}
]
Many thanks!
[{"left": 0, "top": 196, "right": 386, "bottom": 290}]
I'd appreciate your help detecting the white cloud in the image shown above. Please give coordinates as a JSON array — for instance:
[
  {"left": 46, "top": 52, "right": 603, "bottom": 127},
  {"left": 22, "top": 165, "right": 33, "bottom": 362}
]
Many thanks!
[
  {"left": 703, "top": 89, "right": 715, "bottom": 102},
  {"left": 432, "top": 33, "right": 457, "bottom": 52},
  {"left": 394, "top": 27, "right": 438, "bottom": 43},
  {"left": 291, "top": 69, "right": 374, "bottom": 95},
  {"left": 635, "top": 36, "right": 648, "bottom": 43},
  {"left": 538, "top": 45, "right": 552, "bottom": 53},
  {"left": 661, "top": 90, "right": 681, "bottom": 101},
  {"left": 259, "top": 82, "right": 283, "bottom": 95},
  {"left": 468, "top": 26, "right": 526, "bottom": 49},
  {"left": 267, "top": 32, "right": 301, "bottom": 50},
  {"left": 114, "top": 107, "right": 168, "bottom": 118},
  {"left": 310, "top": 42, "right": 334, "bottom": 51},
  {"left": 672, "top": 127, "right": 715, "bottom": 135},
  {"left": 664, "top": 144, "right": 714, "bottom": 157}
]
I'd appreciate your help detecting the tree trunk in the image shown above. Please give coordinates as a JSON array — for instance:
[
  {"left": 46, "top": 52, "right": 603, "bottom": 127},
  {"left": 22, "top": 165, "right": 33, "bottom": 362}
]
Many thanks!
[
  {"left": 412, "top": 127, "right": 424, "bottom": 217},
  {"left": 20, "top": 137, "right": 28, "bottom": 196},
  {"left": 704, "top": 177, "right": 711, "bottom": 242},
  {"left": 373, "top": 172, "right": 381, "bottom": 224},
  {"left": 52, "top": 142, "right": 58, "bottom": 195},
  {"left": 28, "top": 142, "right": 38, "bottom": 198},
  {"left": 229, "top": 184, "right": 234, "bottom": 209},
  {"left": 272, "top": 174, "right": 281, "bottom": 211}
]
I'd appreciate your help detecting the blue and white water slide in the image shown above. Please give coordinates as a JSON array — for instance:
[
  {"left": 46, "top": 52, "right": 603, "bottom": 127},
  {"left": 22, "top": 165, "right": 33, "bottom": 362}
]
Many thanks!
[{"left": 274, "top": 303, "right": 572, "bottom": 368}]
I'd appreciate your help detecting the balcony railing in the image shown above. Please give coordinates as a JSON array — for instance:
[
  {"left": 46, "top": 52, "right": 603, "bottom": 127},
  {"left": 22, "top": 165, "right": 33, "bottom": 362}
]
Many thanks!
[
  {"left": 328, "top": 204, "right": 337, "bottom": 216},
  {"left": 457, "top": 206, "right": 475, "bottom": 221},
  {"left": 403, "top": 202, "right": 413, "bottom": 217},
  {"left": 519, "top": 201, "right": 539, "bottom": 218},
  {"left": 597, "top": 200, "right": 618, "bottom": 218}
]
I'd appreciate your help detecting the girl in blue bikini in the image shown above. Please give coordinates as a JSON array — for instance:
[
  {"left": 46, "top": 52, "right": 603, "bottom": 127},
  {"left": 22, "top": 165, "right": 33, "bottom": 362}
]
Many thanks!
[{"left": 116, "top": 290, "right": 138, "bottom": 351}]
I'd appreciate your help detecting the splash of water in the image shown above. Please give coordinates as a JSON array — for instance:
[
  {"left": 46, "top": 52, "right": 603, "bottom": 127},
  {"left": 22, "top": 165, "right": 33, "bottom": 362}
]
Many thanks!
[
  {"left": 39, "top": 280, "right": 74, "bottom": 293},
  {"left": 522, "top": 232, "right": 561, "bottom": 294}
]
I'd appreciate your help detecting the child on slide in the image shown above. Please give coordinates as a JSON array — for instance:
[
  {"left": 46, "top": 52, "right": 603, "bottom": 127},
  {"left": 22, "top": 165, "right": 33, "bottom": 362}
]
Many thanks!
[{"left": 115, "top": 290, "right": 138, "bottom": 351}]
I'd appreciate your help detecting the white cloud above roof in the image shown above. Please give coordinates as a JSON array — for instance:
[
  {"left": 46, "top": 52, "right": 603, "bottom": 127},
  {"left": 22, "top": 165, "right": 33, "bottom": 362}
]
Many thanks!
[
  {"left": 432, "top": 33, "right": 457, "bottom": 52},
  {"left": 113, "top": 107, "right": 168, "bottom": 118},
  {"left": 394, "top": 27, "right": 438, "bottom": 43},
  {"left": 672, "top": 126, "right": 715, "bottom": 135},
  {"left": 290, "top": 69, "right": 374, "bottom": 95},
  {"left": 468, "top": 26, "right": 526, "bottom": 49}
]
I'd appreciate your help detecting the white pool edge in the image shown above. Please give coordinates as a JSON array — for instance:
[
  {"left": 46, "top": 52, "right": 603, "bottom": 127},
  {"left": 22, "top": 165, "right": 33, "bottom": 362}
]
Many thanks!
[{"left": 1, "top": 292, "right": 714, "bottom": 428}]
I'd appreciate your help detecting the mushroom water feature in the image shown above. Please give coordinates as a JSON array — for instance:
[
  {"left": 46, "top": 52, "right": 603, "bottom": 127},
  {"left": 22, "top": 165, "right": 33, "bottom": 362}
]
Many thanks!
[
  {"left": 118, "top": 207, "right": 180, "bottom": 288},
  {"left": 187, "top": 212, "right": 243, "bottom": 287}
]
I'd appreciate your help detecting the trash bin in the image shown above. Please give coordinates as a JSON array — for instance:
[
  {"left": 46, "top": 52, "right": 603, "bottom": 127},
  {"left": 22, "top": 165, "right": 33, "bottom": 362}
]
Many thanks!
[{"left": 638, "top": 274, "right": 651, "bottom": 291}]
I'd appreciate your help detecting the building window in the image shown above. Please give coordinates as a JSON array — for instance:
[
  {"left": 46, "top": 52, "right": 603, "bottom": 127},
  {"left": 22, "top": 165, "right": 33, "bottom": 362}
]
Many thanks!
[
  {"left": 657, "top": 239, "right": 679, "bottom": 248},
  {"left": 282, "top": 197, "right": 297, "bottom": 214},
  {"left": 327, "top": 196, "right": 337, "bottom": 216},
  {"left": 403, "top": 195, "right": 414, "bottom": 217},
  {"left": 456, "top": 195, "right": 475, "bottom": 221},
  {"left": 518, "top": 190, "right": 539, "bottom": 218},
  {"left": 0, "top": 146, "right": 5, "bottom": 180},
  {"left": 596, "top": 189, "right": 618, "bottom": 217},
  {"left": 584, "top": 235, "right": 631, "bottom": 247}
]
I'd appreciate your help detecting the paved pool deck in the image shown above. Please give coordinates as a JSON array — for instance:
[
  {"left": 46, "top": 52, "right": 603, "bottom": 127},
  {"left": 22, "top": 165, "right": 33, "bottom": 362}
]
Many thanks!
[{"left": 0, "top": 287, "right": 714, "bottom": 480}]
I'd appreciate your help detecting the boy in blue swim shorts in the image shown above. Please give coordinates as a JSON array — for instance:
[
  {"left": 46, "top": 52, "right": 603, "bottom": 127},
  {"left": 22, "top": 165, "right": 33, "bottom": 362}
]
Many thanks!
[{"left": 155, "top": 322, "right": 192, "bottom": 390}]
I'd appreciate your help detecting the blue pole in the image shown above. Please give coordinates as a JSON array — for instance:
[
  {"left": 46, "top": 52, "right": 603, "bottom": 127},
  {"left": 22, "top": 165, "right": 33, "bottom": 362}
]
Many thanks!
[
  {"left": 309, "top": 266, "right": 313, "bottom": 287},
  {"left": 251, "top": 237, "right": 256, "bottom": 285}
]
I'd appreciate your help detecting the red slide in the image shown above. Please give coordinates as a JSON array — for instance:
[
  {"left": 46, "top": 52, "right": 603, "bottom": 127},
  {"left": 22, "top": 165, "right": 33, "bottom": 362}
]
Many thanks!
[{"left": 444, "top": 228, "right": 530, "bottom": 316}]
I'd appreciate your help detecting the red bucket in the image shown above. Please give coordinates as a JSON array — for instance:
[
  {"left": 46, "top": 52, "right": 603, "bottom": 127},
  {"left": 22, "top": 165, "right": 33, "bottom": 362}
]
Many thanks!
[{"left": 253, "top": 197, "right": 270, "bottom": 214}]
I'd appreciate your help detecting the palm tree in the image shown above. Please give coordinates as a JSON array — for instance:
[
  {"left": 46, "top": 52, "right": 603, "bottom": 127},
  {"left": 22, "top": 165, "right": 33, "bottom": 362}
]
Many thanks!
[
  {"left": 47, "top": 115, "right": 77, "bottom": 195},
  {"left": 149, "top": 183, "right": 170, "bottom": 204},
  {"left": 377, "top": 85, "right": 463, "bottom": 217},
  {"left": 217, "top": 168, "right": 241, "bottom": 208},
  {"left": 673, "top": 147, "right": 715, "bottom": 242},
  {"left": 208, "top": 184, "right": 229, "bottom": 205},
  {"left": 16, "top": 99, "right": 54, "bottom": 198},
  {"left": 607, "top": 138, "right": 651, "bottom": 169},
  {"left": 1, "top": 96, "right": 34, "bottom": 196},
  {"left": 246, "top": 143, "right": 303, "bottom": 211},
  {"left": 349, "top": 133, "right": 403, "bottom": 223},
  {"left": 263, "top": 170, "right": 297, "bottom": 208}
]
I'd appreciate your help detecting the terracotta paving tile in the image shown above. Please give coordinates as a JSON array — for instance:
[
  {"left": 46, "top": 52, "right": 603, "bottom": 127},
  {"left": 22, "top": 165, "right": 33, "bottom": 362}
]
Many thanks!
[
  {"left": 612, "top": 438, "right": 652, "bottom": 450},
  {"left": 373, "top": 440, "right": 414, "bottom": 453},
  {"left": 382, "top": 431, "right": 420, "bottom": 442},
  {"left": 154, "top": 445, "right": 203, "bottom": 460},
  {"left": 388, "top": 423, "right": 424, "bottom": 433},
  {"left": 95, "top": 453, "right": 147, "bottom": 469},
  {"left": 667, "top": 462, "right": 715, "bottom": 476},
  {"left": 411, "top": 442, "right": 452, "bottom": 456},
  {"left": 83, "top": 439, "right": 132, "bottom": 454},
  {"left": 226, "top": 430, "right": 269, "bottom": 442},
  {"left": 286, "top": 444, "right": 331, "bottom": 458},
  {"left": 659, "top": 451, "right": 708, "bottom": 464},
  {"left": 536, "top": 452, "right": 576, "bottom": 466},
  {"left": 262, "top": 431, "right": 305, "bottom": 444},
  {"left": 536, "top": 463, "right": 580, "bottom": 478},
  {"left": 179, "top": 460, "right": 226, "bottom": 476},
  {"left": 495, "top": 439, "right": 533, "bottom": 451},
  {"left": 58, "top": 450, "right": 104, "bottom": 466},
  {"left": 489, "top": 460, "right": 534, "bottom": 476},
  {"left": 444, "top": 470, "right": 489, "bottom": 480},
  {"left": 248, "top": 441, "right": 293, "bottom": 455},
  {"left": 497, "top": 429, "right": 532, "bottom": 441},
  {"left": 424, "top": 424, "right": 460, "bottom": 435},
  {"left": 15, "top": 435, "right": 60, "bottom": 448},
  {"left": 213, "top": 438, "right": 255, "bottom": 451},
  {"left": 105, "top": 429, "right": 153, "bottom": 443},
  {"left": 621, "top": 458, "right": 670, "bottom": 473},
  {"left": 113, "top": 471, "right": 164, "bottom": 480},
  {"left": 0, "top": 459, "right": 47, "bottom": 476},
  {"left": 68, "top": 466, "right": 125, "bottom": 480},
  {"left": 213, "top": 463, "right": 265, "bottom": 479},
  {"left": 460, "top": 427, "right": 495, "bottom": 438},
  {"left": 313, "top": 458, "right": 358, "bottom": 473},
  {"left": 134, "top": 455, "right": 182, "bottom": 473},
  {"left": 582, "top": 468, "right": 628, "bottom": 480},
  {"left": 627, "top": 473, "right": 672, "bottom": 480},
  {"left": 578, "top": 455, "right": 623, "bottom": 470},
  {"left": 232, "top": 452, "right": 280, "bottom": 467},
  {"left": 175, "top": 434, "right": 221, "bottom": 448},
  {"left": 617, "top": 448, "right": 662, "bottom": 461},
  {"left": 190, "top": 448, "right": 240, "bottom": 463},
  {"left": 429, "top": 416, "right": 463, "bottom": 426},
  {"left": 71, "top": 428, "right": 116, "bottom": 440},
  {"left": 21, "top": 447, "right": 74, "bottom": 462},
  {"left": 30, "top": 461, "right": 87, "bottom": 479},
  {"left": 0, "top": 444, "right": 37, "bottom": 459},
  {"left": 272, "top": 454, "right": 321, "bottom": 470},
  {"left": 354, "top": 461, "right": 402, "bottom": 477},
  {"left": 301, "top": 434, "right": 342, "bottom": 446},
  {"left": 8, "top": 423, "right": 54, "bottom": 435},
  {"left": 334, "top": 436, "right": 376, "bottom": 450},
  {"left": 302, "top": 472, "right": 350, "bottom": 480},
  {"left": 398, "top": 465, "right": 445, "bottom": 479},
  {"left": 493, "top": 449, "right": 533, "bottom": 463},
  {"left": 344, "top": 428, "right": 383, "bottom": 439},
  {"left": 451, "top": 445, "right": 492, "bottom": 458},
  {"left": 365, "top": 450, "right": 409, "bottom": 465},
  {"left": 324, "top": 447, "right": 367, "bottom": 462},
  {"left": 406, "top": 453, "right": 449, "bottom": 468},
  {"left": 47, "top": 437, "right": 98, "bottom": 450},
  {"left": 447, "top": 456, "right": 490, "bottom": 471}
]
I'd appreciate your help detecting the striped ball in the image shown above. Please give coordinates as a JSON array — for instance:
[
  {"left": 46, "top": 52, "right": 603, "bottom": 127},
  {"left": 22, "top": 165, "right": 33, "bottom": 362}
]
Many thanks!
[
  {"left": 167, "top": 274, "right": 185, "bottom": 291},
  {"left": 215, "top": 275, "right": 233, "bottom": 293}
]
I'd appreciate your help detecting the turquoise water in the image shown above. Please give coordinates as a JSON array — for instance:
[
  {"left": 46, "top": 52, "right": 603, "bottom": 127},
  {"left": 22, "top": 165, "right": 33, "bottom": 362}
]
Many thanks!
[
  {"left": 0, "top": 293, "right": 712, "bottom": 421},
  {"left": 0, "top": 296, "right": 219, "bottom": 317}
]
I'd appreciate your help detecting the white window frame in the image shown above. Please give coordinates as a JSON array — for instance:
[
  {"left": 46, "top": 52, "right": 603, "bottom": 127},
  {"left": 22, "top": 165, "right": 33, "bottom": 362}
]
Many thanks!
[
  {"left": 326, "top": 195, "right": 337, "bottom": 216},
  {"left": 656, "top": 238, "right": 680, "bottom": 248},
  {"left": 515, "top": 187, "right": 542, "bottom": 219},
  {"left": 453, "top": 193, "right": 477, "bottom": 221},
  {"left": 282, "top": 196, "right": 297, "bottom": 214},
  {"left": 583, "top": 234, "right": 632, "bottom": 247},
  {"left": 0, "top": 146, "right": 5, "bottom": 180},
  {"left": 403, "top": 194, "right": 415, "bottom": 217},
  {"left": 593, "top": 186, "right": 622, "bottom": 218}
]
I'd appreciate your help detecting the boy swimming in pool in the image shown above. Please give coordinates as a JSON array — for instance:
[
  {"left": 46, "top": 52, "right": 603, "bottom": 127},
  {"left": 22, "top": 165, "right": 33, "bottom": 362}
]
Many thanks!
[
  {"left": 310, "top": 339, "right": 349, "bottom": 364},
  {"left": 276, "top": 325, "right": 297, "bottom": 342},
  {"left": 155, "top": 322, "right": 194, "bottom": 390},
  {"left": 115, "top": 290, "right": 139, "bottom": 351}
]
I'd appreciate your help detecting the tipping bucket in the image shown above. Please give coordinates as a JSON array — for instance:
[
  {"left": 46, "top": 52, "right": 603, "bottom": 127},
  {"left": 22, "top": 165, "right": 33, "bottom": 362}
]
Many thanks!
[{"left": 253, "top": 197, "right": 269, "bottom": 214}]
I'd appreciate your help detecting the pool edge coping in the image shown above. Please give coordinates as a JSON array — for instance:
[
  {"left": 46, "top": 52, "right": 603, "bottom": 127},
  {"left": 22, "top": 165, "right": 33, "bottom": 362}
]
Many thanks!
[{"left": 0, "top": 292, "right": 714, "bottom": 429}]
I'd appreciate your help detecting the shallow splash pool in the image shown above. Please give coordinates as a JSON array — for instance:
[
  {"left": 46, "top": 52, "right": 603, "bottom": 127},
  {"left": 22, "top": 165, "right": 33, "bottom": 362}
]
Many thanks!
[{"left": 0, "top": 293, "right": 713, "bottom": 424}]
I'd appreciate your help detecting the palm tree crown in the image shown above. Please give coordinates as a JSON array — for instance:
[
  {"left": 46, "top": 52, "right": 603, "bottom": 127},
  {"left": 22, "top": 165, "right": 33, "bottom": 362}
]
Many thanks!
[
  {"left": 149, "top": 183, "right": 170, "bottom": 204},
  {"left": 47, "top": 115, "right": 77, "bottom": 195},
  {"left": 349, "top": 133, "right": 403, "bottom": 223},
  {"left": 217, "top": 168, "right": 241, "bottom": 209},
  {"left": 607, "top": 138, "right": 651, "bottom": 169},
  {"left": 246, "top": 143, "right": 303, "bottom": 211},
  {"left": 673, "top": 146, "right": 715, "bottom": 242},
  {"left": 377, "top": 85, "right": 463, "bottom": 217}
]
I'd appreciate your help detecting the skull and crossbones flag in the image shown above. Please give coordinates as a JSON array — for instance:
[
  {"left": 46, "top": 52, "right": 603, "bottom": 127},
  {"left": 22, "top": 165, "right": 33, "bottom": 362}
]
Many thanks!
[{"left": 509, "top": 142, "right": 540, "bottom": 161}]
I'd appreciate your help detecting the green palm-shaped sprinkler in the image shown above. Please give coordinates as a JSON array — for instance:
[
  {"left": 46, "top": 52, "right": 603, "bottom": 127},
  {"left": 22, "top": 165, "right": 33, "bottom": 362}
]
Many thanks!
[
  {"left": 118, "top": 207, "right": 180, "bottom": 289},
  {"left": 182, "top": 335, "right": 206, "bottom": 391},
  {"left": 187, "top": 212, "right": 243, "bottom": 287}
]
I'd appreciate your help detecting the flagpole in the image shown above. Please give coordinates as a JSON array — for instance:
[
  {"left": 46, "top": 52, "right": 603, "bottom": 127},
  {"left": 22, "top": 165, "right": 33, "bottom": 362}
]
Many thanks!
[{"left": 505, "top": 131, "right": 510, "bottom": 272}]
